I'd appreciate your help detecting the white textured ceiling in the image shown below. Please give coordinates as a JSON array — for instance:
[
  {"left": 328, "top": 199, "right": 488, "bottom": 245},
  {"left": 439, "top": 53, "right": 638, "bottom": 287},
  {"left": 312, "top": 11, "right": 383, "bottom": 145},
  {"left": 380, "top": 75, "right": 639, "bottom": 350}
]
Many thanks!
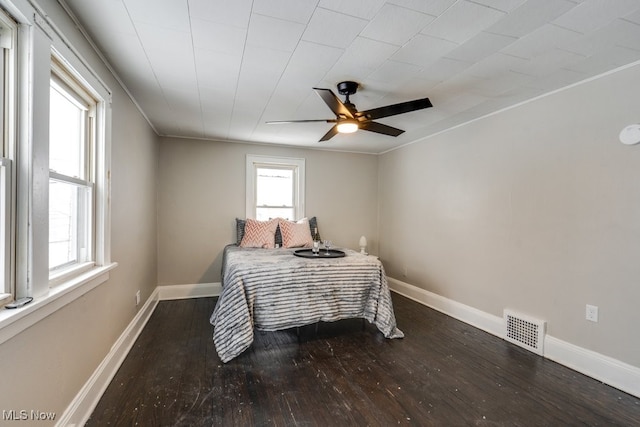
[{"left": 61, "top": 0, "right": 640, "bottom": 153}]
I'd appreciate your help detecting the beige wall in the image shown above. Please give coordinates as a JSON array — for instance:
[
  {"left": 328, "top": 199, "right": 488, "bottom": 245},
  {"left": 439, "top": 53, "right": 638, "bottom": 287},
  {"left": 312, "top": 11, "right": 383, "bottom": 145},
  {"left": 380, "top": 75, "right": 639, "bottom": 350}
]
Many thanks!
[
  {"left": 2, "top": 0, "right": 638, "bottom": 420},
  {"left": 379, "top": 63, "right": 640, "bottom": 368},
  {"left": 0, "top": 0, "right": 159, "bottom": 422},
  {"left": 158, "top": 138, "right": 379, "bottom": 285}
]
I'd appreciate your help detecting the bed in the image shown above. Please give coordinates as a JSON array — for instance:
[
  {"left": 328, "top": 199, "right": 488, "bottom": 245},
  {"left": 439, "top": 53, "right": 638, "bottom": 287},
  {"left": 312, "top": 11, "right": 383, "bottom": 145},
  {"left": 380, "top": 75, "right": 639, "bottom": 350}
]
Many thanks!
[{"left": 210, "top": 244, "right": 404, "bottom": 363}]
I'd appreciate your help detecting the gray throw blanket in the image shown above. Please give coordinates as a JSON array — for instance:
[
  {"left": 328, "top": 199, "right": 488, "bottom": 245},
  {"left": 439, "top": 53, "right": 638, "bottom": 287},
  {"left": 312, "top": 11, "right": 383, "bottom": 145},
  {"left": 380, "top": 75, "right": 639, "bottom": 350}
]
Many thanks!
[{"left": 210, "top": 245, "right": 404, "bottom": 362}]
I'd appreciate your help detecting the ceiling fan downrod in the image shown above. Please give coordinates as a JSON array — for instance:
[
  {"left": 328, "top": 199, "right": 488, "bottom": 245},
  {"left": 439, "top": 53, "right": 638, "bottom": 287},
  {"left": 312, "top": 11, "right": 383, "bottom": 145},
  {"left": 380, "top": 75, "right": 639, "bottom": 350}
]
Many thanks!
[{"left": 337, "top": 81, "right": 359, "bottom": 109}]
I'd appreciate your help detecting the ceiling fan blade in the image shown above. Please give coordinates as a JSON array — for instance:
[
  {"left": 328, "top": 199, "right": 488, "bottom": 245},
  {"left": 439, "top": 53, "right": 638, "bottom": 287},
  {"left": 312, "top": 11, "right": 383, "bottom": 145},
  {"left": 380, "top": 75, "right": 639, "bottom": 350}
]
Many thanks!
[
  {"left": 313, "top": 88, "right": 355, "bottom": 119},
  {"left": 360, "top": 121, "right": 405, "bottom": 137},
  {"left": 266, "top": 119, "right": 336, "bottom": 124},
  {"left": 319, "top": 124, "right": 339, "bottom": 142},
  {"left": 359, "top": 97, "right": 432, "bottom": 120}
]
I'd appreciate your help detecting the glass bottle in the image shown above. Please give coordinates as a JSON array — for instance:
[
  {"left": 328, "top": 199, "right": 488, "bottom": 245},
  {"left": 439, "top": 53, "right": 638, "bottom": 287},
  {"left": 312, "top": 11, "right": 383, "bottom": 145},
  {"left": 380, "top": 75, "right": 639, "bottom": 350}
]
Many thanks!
[{"left": 312, "top": 227, "right": 320, "bottom": 255}]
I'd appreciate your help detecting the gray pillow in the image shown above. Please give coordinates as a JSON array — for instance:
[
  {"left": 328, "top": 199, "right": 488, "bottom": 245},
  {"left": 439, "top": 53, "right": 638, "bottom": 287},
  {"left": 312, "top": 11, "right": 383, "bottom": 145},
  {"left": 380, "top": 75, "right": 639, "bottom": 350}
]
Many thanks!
[{"left": 235, "top": 218, "right": 246, "bottom": 244}]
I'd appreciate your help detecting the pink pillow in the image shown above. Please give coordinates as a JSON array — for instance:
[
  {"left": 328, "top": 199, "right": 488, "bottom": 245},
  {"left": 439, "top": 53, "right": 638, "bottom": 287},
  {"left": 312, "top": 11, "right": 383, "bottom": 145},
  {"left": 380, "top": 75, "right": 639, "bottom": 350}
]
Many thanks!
[
  {"left": 239, "top": 218, "right": 278, "bottom": 248},
  {"left": 279, "top": 218, "right": 313, "bottom": 248}
]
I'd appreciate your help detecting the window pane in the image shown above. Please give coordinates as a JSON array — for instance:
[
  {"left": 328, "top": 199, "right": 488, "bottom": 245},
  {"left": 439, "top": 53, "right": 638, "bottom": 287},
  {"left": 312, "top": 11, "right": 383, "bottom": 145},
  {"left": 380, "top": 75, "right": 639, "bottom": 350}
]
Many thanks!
[
  {"left": 0, "top": 161, "right": 8, "bottom": 293},
  {"left": 256, "top": 207, "right": 294, "bottom": 221},
  {"left": 50, "top": 83, "right": 85, "bottom": 178},
  {"left": 0, "top": 55, "right": 6, "bottom": 292},
  {"left": 49, "top": 179, "right": 90, "bottom": 270},
  {"left": 0, "top": 49, "right": 5, "bottom": 158},
  {"left": 256, "top": 167, "right": 293, "bottom": 207}
]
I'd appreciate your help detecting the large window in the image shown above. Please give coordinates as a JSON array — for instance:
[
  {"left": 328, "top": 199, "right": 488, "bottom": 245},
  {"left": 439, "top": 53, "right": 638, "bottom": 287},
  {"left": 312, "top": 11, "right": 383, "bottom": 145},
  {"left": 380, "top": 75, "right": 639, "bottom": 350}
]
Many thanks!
[
  {"left": 48, "top": 58, "right": 96, "bottom": 284},
  {"left": 0, "top": 4, "right": 113, "bottom": 342},
  {"left": 246, "top": 155, "right": 305, "bottom": 220},
  {"left": 0, "top": 10, "right": 16, "bottom": 302}
]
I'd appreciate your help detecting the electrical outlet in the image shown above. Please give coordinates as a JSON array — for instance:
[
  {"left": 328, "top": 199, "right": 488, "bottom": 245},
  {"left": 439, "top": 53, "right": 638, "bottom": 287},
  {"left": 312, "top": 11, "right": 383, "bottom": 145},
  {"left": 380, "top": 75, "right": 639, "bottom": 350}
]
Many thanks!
[
  {"left": 135, "top": 290, "right": 141, "bottom": 306},
  {"left": 586, "top": 304, "right": 598, "bottom": 322}
]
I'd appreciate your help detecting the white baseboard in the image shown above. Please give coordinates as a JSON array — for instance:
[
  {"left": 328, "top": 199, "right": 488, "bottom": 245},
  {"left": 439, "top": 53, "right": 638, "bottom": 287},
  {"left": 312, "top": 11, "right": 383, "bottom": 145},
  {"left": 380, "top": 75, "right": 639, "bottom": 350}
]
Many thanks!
[
  {"left": 388, "top": 277, "right": 504, "bottom": 337},
  {"left": 57, "top": 287, "right": 160, "bottom": 427},
  {"left": 544, "top": 336, "right": 640, "bottom": 399},
  {"left": 388, "top": 277, "right": 640, "bottom": 399},
  {"left": 158, "top": 282, "right": 221, "bottom": 300}
]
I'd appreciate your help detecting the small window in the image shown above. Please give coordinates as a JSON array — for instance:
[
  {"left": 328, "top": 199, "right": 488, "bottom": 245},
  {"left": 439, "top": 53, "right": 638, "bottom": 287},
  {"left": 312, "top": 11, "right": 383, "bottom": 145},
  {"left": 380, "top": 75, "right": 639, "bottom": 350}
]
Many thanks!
[
  {"left": 48, "top": 59, "right": 96, "bottom": 283},
  {"left": 246, "top": 155, "right": 305, "bottom": 220}
]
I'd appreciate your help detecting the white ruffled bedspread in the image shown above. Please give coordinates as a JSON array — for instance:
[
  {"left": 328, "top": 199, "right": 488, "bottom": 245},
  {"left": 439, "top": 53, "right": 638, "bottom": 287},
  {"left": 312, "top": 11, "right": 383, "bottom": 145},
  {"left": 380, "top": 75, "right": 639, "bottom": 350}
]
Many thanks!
[{"left": 210, "top": 245, "right": 404, "bottom": 362}]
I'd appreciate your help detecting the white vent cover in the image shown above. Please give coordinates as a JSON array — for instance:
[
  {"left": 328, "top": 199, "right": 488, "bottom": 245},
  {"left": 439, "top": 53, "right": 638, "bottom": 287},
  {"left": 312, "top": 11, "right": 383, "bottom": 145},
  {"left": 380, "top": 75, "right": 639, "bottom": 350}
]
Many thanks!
[{"left": 504, "top": 310, "right": 546, "bottom": 356}]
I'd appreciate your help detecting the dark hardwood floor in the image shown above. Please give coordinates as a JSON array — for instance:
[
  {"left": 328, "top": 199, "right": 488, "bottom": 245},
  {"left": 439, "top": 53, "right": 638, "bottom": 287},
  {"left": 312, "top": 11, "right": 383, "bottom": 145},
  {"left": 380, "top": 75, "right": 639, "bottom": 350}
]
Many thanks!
[{"left": 87, "top": 295, "right": 640, "bottom": 426}]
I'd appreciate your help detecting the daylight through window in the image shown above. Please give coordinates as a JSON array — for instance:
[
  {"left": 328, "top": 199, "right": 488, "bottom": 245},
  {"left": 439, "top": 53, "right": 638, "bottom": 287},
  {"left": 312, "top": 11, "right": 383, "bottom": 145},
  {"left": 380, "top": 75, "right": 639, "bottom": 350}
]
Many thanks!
[
  {"left": 48, "top": 60, "right": 96, "bottom": 281},
  {"left": 246, "top": 155, "right": 305, "bottom": 221},
  {"left": 256, "top": 167, "right": 295, "bottom": 220}
]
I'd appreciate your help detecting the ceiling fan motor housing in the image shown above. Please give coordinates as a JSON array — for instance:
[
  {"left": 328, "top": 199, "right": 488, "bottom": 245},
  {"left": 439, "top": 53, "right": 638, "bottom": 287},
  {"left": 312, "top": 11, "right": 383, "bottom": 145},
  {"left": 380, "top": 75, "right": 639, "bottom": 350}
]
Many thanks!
[{"left": 337, "top": 81, "right": 359, "bottom": 96}]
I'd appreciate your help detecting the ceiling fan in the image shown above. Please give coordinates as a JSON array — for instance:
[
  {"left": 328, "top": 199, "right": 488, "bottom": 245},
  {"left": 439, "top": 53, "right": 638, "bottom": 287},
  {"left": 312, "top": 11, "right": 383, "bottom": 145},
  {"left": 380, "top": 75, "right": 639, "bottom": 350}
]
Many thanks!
[{"left": 266, "top": 81, "right": 433, "bottom": 142}]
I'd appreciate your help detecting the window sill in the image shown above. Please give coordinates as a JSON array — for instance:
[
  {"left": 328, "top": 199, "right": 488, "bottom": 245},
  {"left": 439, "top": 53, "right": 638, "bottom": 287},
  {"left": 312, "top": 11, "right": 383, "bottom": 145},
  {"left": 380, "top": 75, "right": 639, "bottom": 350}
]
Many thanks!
[
  {"left": 0, "top": 262, "right": 118, "bottom": 345},
  {"left": 49, "top": 261, "right": 96, "bottom": 288},
  {"left": 0, "top": 293, "right": 11, "bottom": 305}
]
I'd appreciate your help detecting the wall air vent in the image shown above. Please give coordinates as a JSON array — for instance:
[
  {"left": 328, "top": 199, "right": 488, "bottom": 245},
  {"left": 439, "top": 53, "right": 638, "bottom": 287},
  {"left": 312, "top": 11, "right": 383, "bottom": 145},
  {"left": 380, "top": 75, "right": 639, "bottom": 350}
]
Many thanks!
[{"left": 504, "top": 310, "right": 546, "bottom": 356}]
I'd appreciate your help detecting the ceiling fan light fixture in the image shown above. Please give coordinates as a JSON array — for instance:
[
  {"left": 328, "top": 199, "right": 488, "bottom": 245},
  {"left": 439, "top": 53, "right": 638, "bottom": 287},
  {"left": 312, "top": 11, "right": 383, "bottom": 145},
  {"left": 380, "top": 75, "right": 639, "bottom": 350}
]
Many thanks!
[{"left": 337, "top": 120, "right": 358, "bottom": 134}]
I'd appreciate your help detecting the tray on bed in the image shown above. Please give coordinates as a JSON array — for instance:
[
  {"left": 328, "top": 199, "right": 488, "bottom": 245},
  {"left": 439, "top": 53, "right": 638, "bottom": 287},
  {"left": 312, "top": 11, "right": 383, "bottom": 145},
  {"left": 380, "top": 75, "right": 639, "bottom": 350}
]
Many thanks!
[{"left": 293, "top": 249, "right": 346, "bottom": 258}]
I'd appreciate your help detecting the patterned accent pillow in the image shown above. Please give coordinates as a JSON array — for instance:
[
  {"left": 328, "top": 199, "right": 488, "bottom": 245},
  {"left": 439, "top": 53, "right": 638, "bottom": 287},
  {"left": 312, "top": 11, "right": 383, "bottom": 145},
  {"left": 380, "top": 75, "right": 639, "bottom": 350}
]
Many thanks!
[
  {"left": 239, "top": 218, "right": 279, "bottom": 248},
  {"left": 238, "top": 217, "right": 282, "bottom": 246},
  {"left": 279, "top": 218, "right": 313, "bottom": 248}
]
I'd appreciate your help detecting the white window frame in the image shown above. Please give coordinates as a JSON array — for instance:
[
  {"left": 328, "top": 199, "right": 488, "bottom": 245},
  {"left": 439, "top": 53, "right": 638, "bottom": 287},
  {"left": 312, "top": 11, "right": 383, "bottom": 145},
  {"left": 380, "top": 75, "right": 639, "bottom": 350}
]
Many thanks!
[
  {"left": 48, "top": 59, "right": 97, "bottom": 286},
  {"left": 246, "top": 155, "right": 305, "bottom": 220},
  {"left": 0, "top": 8, "right": 16, "bottom": 305}
]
